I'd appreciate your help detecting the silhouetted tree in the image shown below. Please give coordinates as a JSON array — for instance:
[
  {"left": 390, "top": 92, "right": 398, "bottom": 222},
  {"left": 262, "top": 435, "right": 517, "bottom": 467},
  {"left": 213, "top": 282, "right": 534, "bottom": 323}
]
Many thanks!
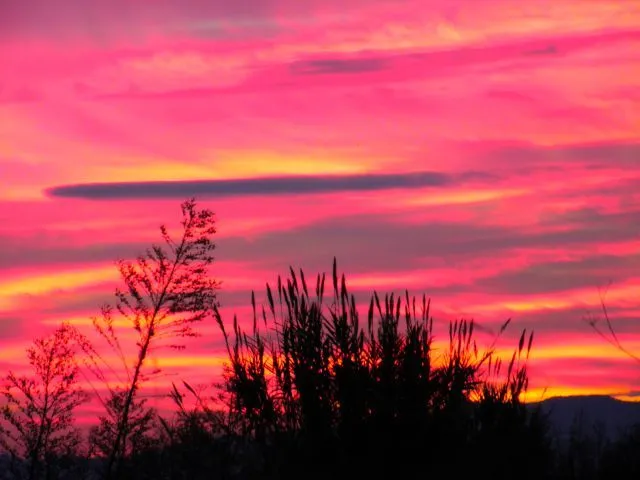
[
  {"left": 88, "top": 390, "right": 156, "bottom": 461},
  {"left": 0, "top": 323, "right": 88, "bottom": 480},
  {"left": 141, "top": 382, "right": 235, "bottom": 480},
  {"left": 80, "top": 199, "right": 220, "bottom": 479}
]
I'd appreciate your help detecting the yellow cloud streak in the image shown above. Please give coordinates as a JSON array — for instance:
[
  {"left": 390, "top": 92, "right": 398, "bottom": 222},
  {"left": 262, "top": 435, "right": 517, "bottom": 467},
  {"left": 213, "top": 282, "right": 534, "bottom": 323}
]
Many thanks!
[
  {"left": 0, "top": 265, "right": 117, "bottom": 309},
  {"left": 525, "top": 385, "right": 640, "bottom": 402},
  {"left": 465, "top": 281, "right": 640, "bottom": 315},
  {"left": 0, "top": 346, "right": 31, "bottom": 363},
  {"left": 494, "top": 343, "right": 640, "bottom": 362},
  {"left": 81, "top": 151, "right": 373, "bottom": 186},
  {"left": 40, "top": 315, "right": 126, "bottom": 328},
  {"left": 152, "top": 355, "right": 227, "bottom": 369},
  {"left": 405, "top": 188, "right": 529, "bottom": 207},
  {"left": 203, "top": 150, "right": 371, "bottom": 178}
]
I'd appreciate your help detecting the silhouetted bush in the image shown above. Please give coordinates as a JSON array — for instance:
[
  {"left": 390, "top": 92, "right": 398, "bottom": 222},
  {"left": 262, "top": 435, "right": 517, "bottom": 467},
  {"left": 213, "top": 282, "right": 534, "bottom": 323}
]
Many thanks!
[
  {"left": 0, "top": 324, "right": 88, "bottom": 480},
  {"left": 213, "top": 259, "right": 552, "bottom": 480}
]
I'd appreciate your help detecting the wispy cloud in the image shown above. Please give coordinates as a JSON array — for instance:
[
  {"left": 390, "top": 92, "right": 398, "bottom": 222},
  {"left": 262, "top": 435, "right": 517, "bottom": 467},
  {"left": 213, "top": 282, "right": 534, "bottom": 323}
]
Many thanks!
[
  {"left": 290, "top": 57, "right": 390, "bottom": 75},
  {"left": 485, "top": 141, "right": 640, "bottom": 168},
  {"left": 523, "top": 45, "right": 559, "bottom": 56}
]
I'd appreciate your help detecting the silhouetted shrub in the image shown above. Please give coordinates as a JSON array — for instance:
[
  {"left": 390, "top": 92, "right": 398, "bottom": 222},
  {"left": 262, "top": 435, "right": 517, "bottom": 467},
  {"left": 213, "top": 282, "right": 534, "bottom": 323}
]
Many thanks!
[
  {"left": 215, "top": 259, "right": 552, "bottom": 480},
  {"left": 0, "top": 324, "right": 88, "bottom": 480}
]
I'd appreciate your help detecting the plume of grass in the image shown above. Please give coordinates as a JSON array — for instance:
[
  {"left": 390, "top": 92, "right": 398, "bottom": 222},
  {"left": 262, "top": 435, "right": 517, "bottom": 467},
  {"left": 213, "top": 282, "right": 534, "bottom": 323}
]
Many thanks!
[{"left": 214, "top": 258, "right": 548, "bottom": 479}]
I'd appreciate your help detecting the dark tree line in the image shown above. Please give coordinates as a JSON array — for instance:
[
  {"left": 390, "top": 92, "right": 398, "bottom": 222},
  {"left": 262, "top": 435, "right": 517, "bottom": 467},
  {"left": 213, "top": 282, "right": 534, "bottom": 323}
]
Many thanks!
[{"left": 1, "top": 199, "right": 638, "bottom": 480}]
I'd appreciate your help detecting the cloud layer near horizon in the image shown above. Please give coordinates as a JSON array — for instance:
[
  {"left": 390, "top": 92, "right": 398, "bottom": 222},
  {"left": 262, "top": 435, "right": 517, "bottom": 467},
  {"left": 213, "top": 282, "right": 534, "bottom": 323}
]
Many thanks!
[{"left": 1, "top": 0, "right": 640, "bottom": 418}]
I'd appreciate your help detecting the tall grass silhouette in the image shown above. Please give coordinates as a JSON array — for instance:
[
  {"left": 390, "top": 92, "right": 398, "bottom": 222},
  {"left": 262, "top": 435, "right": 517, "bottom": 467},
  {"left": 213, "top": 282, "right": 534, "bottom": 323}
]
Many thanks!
[{"left": 213, "top": 258, "right": 550, "bottom": 479}]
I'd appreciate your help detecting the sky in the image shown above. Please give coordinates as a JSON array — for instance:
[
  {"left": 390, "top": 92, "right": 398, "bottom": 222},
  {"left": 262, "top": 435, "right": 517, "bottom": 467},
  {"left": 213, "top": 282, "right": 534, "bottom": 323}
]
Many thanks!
[{"left": 1, "top": 0, "right": 640, "bottom": 421}]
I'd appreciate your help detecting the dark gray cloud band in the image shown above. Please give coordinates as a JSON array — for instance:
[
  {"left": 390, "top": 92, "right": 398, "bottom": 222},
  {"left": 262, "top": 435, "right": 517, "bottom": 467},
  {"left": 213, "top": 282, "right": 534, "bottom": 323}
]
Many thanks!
[
  {"left": 46, "top": 171, "right": 462, "bottom": 200},
  {"left": 488, "top": 141, "right": 640, "bottom": 168},
  {"left": 289, "top": 57, "right": 390, "bottom": 75}
]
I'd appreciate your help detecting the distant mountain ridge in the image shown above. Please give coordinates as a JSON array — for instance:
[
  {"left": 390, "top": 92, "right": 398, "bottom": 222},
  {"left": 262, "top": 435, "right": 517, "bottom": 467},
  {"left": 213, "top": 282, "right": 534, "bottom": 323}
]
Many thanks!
[{"left": 528, "top": 395, "right": 640, "bottom": 441}]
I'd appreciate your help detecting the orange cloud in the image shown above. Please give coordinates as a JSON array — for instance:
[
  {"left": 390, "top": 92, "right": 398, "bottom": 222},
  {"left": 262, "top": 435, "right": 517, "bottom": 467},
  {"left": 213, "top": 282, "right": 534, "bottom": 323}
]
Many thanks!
[{"left": 0, "top": 265, "right": 117, "bottom": 309}]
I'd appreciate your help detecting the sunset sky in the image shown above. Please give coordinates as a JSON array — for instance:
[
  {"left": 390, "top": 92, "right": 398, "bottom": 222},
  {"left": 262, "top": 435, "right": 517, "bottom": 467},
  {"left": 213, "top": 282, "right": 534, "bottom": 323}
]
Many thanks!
[{"left": 1, "top": 0, "right": 640, "bottom": 419}]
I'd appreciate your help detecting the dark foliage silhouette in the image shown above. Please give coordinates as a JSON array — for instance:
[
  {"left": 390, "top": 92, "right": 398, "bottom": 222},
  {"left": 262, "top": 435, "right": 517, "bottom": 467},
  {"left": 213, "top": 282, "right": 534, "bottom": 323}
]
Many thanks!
[
  {"left": 77, "top": 198, "right": 220, "bottom": 479},
  {"left": 599, "top": 424, "right": 640, "bottom": 479},
  {"left": 0, "top": 323, "right": 88, "bottom": 480},
  {"left": 213, "top": 259, "right": 551, "bottom": 480},
  {"left": 88, "top": 390, "right": 157, "bottom": 462}
]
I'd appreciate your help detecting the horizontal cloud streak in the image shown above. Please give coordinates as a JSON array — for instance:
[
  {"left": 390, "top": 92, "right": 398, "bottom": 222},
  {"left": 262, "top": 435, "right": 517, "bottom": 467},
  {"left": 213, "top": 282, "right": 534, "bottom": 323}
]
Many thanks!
[
  {"left": 45, "top": 171, "right": 465, "bottom": 199},
  {"left": 214, "top": 208, "right": 640, "bottom": 271},
  {"left": 486, "top": 141, "right": 640, "bottom": 168},
  {"left": 290, "top": 57, "right": 390, "bottom": 75}
]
